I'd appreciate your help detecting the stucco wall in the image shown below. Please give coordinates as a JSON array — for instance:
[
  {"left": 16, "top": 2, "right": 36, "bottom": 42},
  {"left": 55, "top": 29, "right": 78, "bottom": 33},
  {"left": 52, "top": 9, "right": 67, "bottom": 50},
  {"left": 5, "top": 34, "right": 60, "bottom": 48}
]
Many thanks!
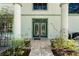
[
  {"left": 21, "top": 3, "right": 61, "bottom": 14},
  {"left": 69, "top": 16, "right": 79, "bottom": 33},
  {"left": 0, "top": 3, "right": 79, "bottom": 39},
  {"left": 21, "top": 15, "right": 79, "bottom": 39},
  {"left": 21, "top": 3, "right": 79, "bottom": 39},
  {"left": 21, "top": 3, "right": 61, "bottom": 39},
  {"left": 21, "top": 16, "right": 60, "bottom": 39}
]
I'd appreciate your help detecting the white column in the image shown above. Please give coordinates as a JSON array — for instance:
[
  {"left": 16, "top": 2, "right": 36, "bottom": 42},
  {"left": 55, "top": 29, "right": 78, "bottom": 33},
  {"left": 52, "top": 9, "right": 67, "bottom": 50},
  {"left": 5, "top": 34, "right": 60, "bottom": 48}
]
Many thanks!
[
  {"left": 60, "top": 3, "right": 68, "bottom": 39},
  {"left": 13, "top": 4, "right": 21, "bottom": 39}
]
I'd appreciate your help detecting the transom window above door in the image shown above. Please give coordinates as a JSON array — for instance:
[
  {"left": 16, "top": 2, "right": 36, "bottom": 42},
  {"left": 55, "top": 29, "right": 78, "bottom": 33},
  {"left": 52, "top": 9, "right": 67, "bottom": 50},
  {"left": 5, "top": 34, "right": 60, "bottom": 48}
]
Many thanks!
[{"left": 33, "top": 3, "right": 47, "bottom": 10}]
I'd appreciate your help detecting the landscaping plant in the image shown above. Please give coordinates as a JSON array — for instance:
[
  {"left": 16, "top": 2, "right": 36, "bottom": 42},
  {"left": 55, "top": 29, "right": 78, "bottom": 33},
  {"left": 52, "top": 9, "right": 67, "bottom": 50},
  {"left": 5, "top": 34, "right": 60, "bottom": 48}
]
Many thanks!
[
  {"left": 1, "top": 38, "right": 31, "bottom": 56},
  {"left": 51, "top": 37, "right": 79, "bottom": 56}
]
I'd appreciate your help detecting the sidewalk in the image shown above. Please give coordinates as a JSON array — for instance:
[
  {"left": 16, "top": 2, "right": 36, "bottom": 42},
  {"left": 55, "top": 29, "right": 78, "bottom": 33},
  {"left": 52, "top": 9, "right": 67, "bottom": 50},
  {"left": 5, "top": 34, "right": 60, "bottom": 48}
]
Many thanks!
[{"left": 29, "top": 40, "right": 54, "bottom": 56}]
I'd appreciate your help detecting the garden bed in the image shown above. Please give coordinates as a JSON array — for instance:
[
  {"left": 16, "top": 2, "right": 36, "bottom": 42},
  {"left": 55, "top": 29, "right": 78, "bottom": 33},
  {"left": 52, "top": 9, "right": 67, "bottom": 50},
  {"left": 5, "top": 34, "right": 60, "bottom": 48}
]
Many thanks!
[
  {"left": 0, "top": 39, "right": 31, "bottom": 56},
  {"left": 51, "top": 48, "right": 78, "bottom": 56},
  {"left": 1, "top": 47, "right": 31, "bottom": 56},
  {"left": 50, "top": 37, "right": 79, "bottom": 56}
]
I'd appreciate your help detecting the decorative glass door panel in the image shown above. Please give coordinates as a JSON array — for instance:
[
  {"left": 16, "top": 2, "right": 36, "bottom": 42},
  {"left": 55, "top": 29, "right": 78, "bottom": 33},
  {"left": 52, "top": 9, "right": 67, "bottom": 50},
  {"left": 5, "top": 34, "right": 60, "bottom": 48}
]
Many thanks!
[
  {"left": 33, "top": 19, "right": 47, "bottom": 38},
  {"left": 40, "top": 23, "right": 46, "bottom": 37},
  {"left": 34, "top": 23, "right": 39, "bottom": 37}
]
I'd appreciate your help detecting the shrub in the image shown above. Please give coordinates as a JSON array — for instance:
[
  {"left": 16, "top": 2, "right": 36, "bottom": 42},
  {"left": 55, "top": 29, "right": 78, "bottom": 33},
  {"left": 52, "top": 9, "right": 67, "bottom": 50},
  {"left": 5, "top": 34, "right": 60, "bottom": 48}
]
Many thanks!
[
  {"left": 63, "top": 39, "right": 79, "bottom": 51},
  {"left": 11, "top": 38, "right": 25, "bottom": 48},
  {"left": 51, "top": 37, "right": 79, "bottom": 51},
  {"left": 24, "top": 40, "right": 31, "bottom": 47}
]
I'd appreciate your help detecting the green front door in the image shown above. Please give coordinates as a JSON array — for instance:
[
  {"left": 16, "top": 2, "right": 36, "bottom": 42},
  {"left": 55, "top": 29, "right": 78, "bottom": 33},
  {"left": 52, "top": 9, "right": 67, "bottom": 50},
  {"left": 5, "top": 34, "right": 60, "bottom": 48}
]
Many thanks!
[{"left": 33, "top": 19, "right": 48, "bottom": 39}]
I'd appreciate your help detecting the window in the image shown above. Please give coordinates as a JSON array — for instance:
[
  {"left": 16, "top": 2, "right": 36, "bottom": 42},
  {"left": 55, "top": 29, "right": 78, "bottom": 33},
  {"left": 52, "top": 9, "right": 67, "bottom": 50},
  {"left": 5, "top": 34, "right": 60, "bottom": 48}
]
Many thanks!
[
  {"left": 33, "top": 3, "right": 47, "bottom": 10},
  {"left": 69, "top": 3, "right": 79, "bottom": 13}
]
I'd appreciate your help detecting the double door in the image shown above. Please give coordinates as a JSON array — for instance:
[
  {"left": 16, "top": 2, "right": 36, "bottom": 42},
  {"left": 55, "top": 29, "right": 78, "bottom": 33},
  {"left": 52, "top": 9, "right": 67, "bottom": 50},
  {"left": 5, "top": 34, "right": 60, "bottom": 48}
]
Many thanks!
[{"left": 33, "top": 19, "right": 47, "bottom": 38}]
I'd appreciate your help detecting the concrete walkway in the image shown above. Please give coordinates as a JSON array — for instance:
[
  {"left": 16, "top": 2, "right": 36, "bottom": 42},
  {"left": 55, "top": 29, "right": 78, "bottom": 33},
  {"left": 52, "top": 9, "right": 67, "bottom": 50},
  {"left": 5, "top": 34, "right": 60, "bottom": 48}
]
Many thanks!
[{"left": 29, "top": 40, "right": 54, "bottom": 56}]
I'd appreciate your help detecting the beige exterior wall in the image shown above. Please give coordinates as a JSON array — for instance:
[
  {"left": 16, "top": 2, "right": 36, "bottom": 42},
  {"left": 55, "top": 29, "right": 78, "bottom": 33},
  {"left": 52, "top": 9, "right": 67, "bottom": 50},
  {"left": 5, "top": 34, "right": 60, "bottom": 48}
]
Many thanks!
[
  {"left": 0, "top": 3, "right": 79, "bottom": 39},
  {"left": 21, "top": 3, "right": 61, "bottom": 14},
  {"left": 21, "top": 16, "right": 61, "bottom": 39},
  {"left": 21, "top": 15, "right": 79, "bottom": 39}
]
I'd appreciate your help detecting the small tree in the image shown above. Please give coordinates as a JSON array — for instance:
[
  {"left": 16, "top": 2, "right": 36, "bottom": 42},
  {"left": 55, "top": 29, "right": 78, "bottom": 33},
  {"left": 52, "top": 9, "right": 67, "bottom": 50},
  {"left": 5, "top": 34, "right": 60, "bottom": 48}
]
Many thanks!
[{"left": 0, "top": 6, "right": 13, "bottom": 33}]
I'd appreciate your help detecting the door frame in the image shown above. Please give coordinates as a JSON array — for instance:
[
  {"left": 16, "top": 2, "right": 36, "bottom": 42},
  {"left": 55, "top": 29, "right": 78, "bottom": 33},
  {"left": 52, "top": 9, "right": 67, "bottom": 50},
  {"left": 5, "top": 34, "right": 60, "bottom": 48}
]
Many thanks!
[{"left": 32, "top": 18, "right": 48, "bottom": 38}]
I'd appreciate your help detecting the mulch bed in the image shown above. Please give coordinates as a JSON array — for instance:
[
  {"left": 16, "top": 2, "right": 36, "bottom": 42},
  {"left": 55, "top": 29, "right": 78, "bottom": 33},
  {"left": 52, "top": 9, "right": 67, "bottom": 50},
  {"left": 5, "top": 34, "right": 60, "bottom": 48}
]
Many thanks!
[
  {"left": 1, "top": 48, "right": 31, "bottom": 56},
  {"left": 22, "top": 48, "right": 31, "bottom": 56},
  {"left": 51, "top": 49, "right": 77, "bottom": 56}
]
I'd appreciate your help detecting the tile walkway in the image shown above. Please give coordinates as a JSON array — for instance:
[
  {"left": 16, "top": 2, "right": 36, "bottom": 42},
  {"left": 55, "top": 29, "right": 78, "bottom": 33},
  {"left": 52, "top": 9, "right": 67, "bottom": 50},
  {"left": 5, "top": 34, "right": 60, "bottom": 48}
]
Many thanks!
[{"left": 29, "top": 40, "right": 54, "bottom": 56}]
